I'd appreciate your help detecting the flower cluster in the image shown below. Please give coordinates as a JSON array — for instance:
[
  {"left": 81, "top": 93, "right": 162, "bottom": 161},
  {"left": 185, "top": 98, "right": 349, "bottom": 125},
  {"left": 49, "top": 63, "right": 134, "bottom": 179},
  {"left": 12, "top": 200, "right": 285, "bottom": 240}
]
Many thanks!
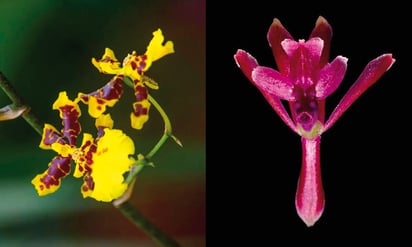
[
  {"left": 234, "top": 16, "right": 395, "bottom": 226},
  {"left": 31, "top": 29, "right": 175, "bottom": 202},
  {"left": 78, "top": 28, "right": 174, "bottom": 130}
]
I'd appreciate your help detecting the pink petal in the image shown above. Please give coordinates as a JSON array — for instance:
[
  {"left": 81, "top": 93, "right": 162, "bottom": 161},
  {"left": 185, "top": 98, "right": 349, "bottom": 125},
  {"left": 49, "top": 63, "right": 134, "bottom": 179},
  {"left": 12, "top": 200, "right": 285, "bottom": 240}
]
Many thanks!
[
  {"left": 281, "top": 38, "right": 324, "bottom": 87},
  {"left": 295, "top": 136, "right": 324, "bottom": 227},
  {"left": 323, "top": 54, "right": 395, "bottom": 133},
  {"left": 281, "top": 38, "right": 324, "bottom": 66},
  {"left": 316, "top": 56, "right": 348, "bottom": 99},
  {"left": 267, "top": 18, "right": 294, "bottom": 74},
  {"left": 251, "top": 66, "right": 294, "bottom": 100},
  {"left": 235, "top": 49, "right": 298, "bottom": 133},
  {"left": 234, "top": 49, "right": 259, "bottom": 82},
  {"left": 309, "top": 16, "right": 333, "bottom": 67}
]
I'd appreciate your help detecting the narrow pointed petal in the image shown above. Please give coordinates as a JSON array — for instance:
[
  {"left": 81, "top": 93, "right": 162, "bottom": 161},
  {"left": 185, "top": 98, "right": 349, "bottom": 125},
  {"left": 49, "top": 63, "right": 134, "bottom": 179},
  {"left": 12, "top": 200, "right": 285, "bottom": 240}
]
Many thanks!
[
  {"left": 295, "top": 136, "right": 324, "bottom": 227},
  {"left": 323, "top": 54, "right": 395, "bottom": 132},
  {"left": 234, "top": 49, "right": 297, "bottom": 133},
  {"left": 309, "top": 16, "right": 332, "bottom": 67},
  {"left": 251, "top": 66, "right": 294, "bottom": 100},
  {"left": 52, "top": 92, "right": 81, "bottom": 146},
  {"left": 316, "top": 56, "right": 348, "bottom": 99},
  {"left": 130, "top": 81, "right": 151, "bottom": 130},
  {"left": 234, "top": 49, "right": 259, "bottom": 82},
  {"left": 267, "top": 18, "right": 294, "bottom": 74}
]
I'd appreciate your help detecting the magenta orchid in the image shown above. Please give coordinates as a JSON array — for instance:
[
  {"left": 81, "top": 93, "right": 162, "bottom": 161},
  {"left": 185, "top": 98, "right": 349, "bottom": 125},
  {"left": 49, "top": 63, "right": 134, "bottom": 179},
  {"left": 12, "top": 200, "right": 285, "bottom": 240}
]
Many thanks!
[{"left": 234, "top": 16, "right": 395, "bottom": 227}]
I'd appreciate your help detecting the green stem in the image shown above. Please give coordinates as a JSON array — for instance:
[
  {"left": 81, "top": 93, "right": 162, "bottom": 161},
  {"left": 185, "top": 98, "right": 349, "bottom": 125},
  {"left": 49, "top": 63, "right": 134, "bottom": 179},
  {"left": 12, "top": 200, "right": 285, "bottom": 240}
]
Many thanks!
[
  {"left": 123, "top": 76, "right": 182, "bottom": 183},
  {"left": 117, "top": 201, "right": 181, "bottom": 247},
  {"left": 146, "top": 94, "right": 181, "bottom": 158},
  {"left": 0, "top": 71, "right": 43, "bottom": 134}
]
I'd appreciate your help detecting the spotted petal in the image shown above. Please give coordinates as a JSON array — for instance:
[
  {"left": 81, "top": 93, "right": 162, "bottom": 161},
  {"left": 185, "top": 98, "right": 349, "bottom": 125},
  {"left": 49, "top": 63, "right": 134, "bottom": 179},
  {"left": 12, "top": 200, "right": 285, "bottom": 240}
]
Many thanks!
[
  {"left": 52, "top": 91, "right": 81, "bottom": 146},
  {"left": 80, "top": 128, "right": 135, "bottom": 202},
  {"left": 31, "top": 156, "right": 72, "bottom": 196},
  {"left": 39, "top": 123, "right": 65, "bottom": 149},
  {"left": 77, "top": 75, "right": 124, "bottom": 118},
  {"left": 92, "top": 47, "right": 123, "bottom": 74}
]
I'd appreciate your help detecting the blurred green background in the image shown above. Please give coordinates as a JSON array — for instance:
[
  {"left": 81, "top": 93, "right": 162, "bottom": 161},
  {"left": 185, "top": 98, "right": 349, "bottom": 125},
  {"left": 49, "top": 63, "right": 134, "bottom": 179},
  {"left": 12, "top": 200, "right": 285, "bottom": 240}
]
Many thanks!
[{"left": 0, "top": 0, "right": 205, "bottom": 246}]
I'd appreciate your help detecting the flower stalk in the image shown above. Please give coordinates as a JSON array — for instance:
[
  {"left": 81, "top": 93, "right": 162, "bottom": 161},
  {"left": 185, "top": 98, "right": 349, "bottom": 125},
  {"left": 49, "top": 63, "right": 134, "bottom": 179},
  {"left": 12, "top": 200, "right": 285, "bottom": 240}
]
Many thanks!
[{"left": 116, "top": 201, "right": 181, "bottom": 247}]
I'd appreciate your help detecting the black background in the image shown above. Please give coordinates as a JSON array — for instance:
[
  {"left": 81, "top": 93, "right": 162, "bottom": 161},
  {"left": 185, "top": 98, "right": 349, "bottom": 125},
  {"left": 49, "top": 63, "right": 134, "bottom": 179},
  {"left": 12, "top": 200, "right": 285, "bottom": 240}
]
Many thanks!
[{"left": 207, "top": 2, "right": 408, "bottom": 244}]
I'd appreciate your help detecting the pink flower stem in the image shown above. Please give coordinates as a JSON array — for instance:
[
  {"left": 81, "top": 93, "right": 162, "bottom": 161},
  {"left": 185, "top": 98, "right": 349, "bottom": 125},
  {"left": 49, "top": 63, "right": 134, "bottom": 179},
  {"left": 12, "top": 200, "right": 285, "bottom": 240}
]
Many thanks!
[{"left": 295, "top": 135, "right": 325, "bottom": 227}]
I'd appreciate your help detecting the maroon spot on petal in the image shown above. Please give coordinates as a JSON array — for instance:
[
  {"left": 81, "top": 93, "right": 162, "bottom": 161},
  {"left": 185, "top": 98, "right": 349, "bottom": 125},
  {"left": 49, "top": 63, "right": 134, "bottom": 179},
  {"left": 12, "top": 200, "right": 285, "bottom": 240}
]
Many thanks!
[
  {"left": 82, "top": 184, "right": 89, "bottom": 192},
  {"left": 42, "top": 128, "right": 65, "bottom": 146},
  {"left": 131, "top": 61, "right": 137, "bottom": 70},
  {"left": 84, "top": 175, "right": 95, "bottom": 191},
  {"left": 134, "top": 85, "right": 148, "bottom": 102},
  {"left": 85, "top": 144, "right": 97, "bottom": 166},
  {"left": 59, "top": 104, "right": 81, "bottom": 146},
  {"left": 133, "top": 104, "right": 148, "bottom": 117},
  {"left": 40, "top": 175, "right": 58, "bottom": 188},
  {"left": 98, "top": 147, "right": 109, "bottom": 156},
  {"left": 138, "top": 62, "right": 146, "bottom": 74}
]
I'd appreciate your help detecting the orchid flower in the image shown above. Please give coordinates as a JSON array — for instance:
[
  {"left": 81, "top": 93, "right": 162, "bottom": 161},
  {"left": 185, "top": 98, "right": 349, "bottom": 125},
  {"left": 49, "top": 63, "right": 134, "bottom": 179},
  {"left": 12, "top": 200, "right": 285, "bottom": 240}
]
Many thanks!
[
  {"left": 31, "top": 91, "right": 135, "bottom": 202},
  {"left": 77, "top": 28, "right": 174, "bottom": 130},
  {"left": 234, "top": 16, "right": 395, "bottom": 227}
]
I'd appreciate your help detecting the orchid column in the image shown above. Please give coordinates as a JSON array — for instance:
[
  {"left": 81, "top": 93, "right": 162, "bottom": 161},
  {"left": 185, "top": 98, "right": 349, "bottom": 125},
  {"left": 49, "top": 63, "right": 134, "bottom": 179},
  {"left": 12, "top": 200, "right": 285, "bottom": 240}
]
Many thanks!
[{"left": 234, "top": 16, "right": 395, "bottom": 226}]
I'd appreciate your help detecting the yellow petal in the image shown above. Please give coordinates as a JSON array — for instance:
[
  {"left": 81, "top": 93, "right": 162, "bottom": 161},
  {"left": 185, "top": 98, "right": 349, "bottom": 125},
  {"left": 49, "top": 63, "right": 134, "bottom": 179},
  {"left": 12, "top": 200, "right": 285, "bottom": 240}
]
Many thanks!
[
  {"left": 31, "top": 156, "right": 71, "bottom": 196},
  {"left": 92, "top": 47, "right": 123, "bottom": 74},
  {"left": 51, "top": 142, "right": 76, "bottom": 158},
  {"left": 145, "top": 28, "right": 175, "bottom": 63},
  {"left": 81, "top": 128, "right": 135, "bottom": 202},
  {"left": 85, "top": 96, "right": 117, "bottom": 118},
  {"left": 32, "top": 172, "right": 61, "bottom": 196},
  {"left": 73, "top": 133, "right": 95, "bottom": 178},
  {"left": 52, "top": 91, "right": 81, "bottom": 119},
  {"left": 130, "top": 99, "right": 151, "bottom": 130},
  {"left": 95, "top": 114, "right": 114, "bottom": 129},
  {"left": 130, "top": 112, "right": 149, "bottom": 130}
]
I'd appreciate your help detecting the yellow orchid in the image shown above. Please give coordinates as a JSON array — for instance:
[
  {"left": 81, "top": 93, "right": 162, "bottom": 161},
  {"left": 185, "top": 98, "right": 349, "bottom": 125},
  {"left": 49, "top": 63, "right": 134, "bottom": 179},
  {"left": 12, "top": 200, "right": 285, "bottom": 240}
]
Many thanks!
[
  {"left": 79, "top": 28, "right": 174, "bottom": 129},
  {"left": 32, "top": 91, "right": 135, "bottom": 202}
]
